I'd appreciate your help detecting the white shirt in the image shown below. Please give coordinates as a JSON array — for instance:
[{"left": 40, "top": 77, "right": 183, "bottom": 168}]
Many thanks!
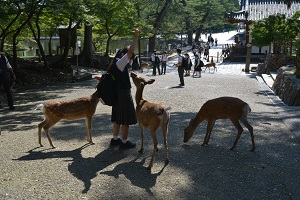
[
  {"left": 161, "top": 54, "right": 168, "bottom": 62},
  {"left": 116, "top": 53, "right": 129, "bottom": 72}
]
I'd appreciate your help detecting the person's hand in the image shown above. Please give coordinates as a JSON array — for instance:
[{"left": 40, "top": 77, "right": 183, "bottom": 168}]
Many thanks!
[{"left": 134, "top": 27, "right": 141, "bottom": 38}]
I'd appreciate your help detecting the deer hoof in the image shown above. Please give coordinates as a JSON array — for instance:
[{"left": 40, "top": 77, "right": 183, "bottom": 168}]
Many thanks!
[{"left": 165, "top": 159, "right": 169, "bottom": 165}]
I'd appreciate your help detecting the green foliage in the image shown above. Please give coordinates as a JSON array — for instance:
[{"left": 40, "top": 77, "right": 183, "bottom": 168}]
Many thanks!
[
  {"left": 0, "top": 0, "right": 239, "bottom": 56},
  {"left": 250, "top": 13, "right": 300, "bottom": 47}
]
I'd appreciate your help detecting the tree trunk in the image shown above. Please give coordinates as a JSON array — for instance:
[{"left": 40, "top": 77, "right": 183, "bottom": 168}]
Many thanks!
[
  {"left": 105, "top": 36, "right": 112, "bottom": 57},
  {"left": 0, "top": 9, "right": 21, "bottom": 51},
  {"left": 194, "top": 12, "right": 209, "bottom": 42},
  {"left": 79, "top": 24, "right": 94, "bottom": 66},
  {"left": 28, "top": 21, "right": 48, "bottom": 68},
  {"left": 148, "top": 0, "right": 172, "bottom": 53},
  {"left": 186, "top": 17, "right": 193, "bottom": 45},
  {"left": 12, "top": 12, "right": 34, "bottom": 72},
  {"left": 48, "top": 36, "right": 53, "bottom": 56},
  {"left": 296, "top": 53, "right": 300, "bottom": 78},
  {"left": 60, "top": 19, "right": 73, "bottom": 64},
  {"left": 149, "top": 35, "right": 156, "bottom": 54}
]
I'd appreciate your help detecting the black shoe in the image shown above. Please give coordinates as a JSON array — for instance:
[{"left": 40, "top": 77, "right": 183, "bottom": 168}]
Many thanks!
[
  {"left": 119, "top": 140, "right": 136, "bottom": 149},
  {"left": 110, "top": 138, "right": 122, "bottom": 147}
]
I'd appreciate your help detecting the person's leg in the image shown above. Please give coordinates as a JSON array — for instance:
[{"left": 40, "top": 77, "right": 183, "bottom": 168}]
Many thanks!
[
  {"left": 3, "top": 81, "right": 14, "bottom": 109},
  {"left": 121, "top": 124, "right": 129, "bottom": 140},
  {"left": 110, "top": 122, "right": 122, "bottom": 146},
  {"left": 152, "top": 62, "right": 156, "bottom": 75},
  {"left": 120, "top": 124, "right": 136, "bottom": 148},
  {"left": 157, "top": 64, "right": 161, "bottom": 75},
  {"left": 178, "top": 67, "right": 184, "bottom": 86}
]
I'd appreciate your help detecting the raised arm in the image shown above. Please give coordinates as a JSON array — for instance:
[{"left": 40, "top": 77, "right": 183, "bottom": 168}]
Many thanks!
[{"left": 127, "top": 27, "right": 141, "bottom": 60}]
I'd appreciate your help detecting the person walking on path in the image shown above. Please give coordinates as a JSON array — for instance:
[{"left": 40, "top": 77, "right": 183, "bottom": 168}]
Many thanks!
[
  {"left": 174, "top": 48, "right": 185, "bottom": 86},
  {"left": 184, "top": 53, "right": 192, "bottom": 76},
  {"left": 161, "top": 51, "right": 168, "bottom": 75},
  {"left": 0, "top": 53, "right": 16, "bottom": 110},
  {"left": 192, "top": 54, "right": 203, "bottom": 78},
  {"left": 108, "top": 27, "right": 141, "bottom": 149},
  {"left": 151, "top": 51, "right": 161, "bottom": 75}
]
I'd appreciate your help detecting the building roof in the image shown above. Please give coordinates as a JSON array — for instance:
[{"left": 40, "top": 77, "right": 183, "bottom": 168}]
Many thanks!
[{"left": 226, "top": 0, "right": 300, "bottom": 21}]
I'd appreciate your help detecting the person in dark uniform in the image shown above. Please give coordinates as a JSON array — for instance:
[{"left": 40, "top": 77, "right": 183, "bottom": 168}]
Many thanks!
[
  {"left": 0, "top": 53, "right": 16, "bottom": 110},
  {"left": 108, "top": 27, "right": 140, "bottom": 149},
  {"left": 174, "top": 49, "right": 185, "bottom": 86}
]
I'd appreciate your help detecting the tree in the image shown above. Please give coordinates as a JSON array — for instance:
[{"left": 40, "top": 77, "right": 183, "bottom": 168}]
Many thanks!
[{"left": 87, "top": 0, "right": 137, "bottom": 56}]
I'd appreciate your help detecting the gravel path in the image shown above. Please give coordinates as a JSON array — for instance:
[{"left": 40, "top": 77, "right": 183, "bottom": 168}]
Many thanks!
[{"left": 1, "top": 55, "right": 300, "bottom": 199}]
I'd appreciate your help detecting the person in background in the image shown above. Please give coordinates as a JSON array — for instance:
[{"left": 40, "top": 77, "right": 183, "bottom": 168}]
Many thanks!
[
  {"left": 131, "top": 53, "right": 140, "bottom": 71},
  {"left": 161, "top": 51, "right": 168, "bottom": 75},
  {"left": 0, "top": 53, "right": 16, "bottom": 110},
  {"left": 174, "top": 48, "right": 185, "bottom": 86},
  {"left": 184, "top": 53, "right": 192, "bottom": 76},
  {"left": 192, "top": 54, "right": 203, "bottom": 78},
  {"left": 108, "top": 27, "right": 141, "bottom": 149}
]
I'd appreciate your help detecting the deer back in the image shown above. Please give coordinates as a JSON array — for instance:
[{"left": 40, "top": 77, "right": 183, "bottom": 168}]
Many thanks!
[{"left": 44, "top": 93, "right": 99, "bottom": 120}]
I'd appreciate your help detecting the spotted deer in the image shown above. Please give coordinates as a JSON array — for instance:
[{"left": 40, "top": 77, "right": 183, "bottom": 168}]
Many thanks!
[
  {"left": 184, "top": 96, "right": 255, "bottom": 152},
  {"left": 130, "top": 72, "right": 170, "bottom": 170},
  {"left": 36, "top": 91, "right": 99, "bottom": 148}
]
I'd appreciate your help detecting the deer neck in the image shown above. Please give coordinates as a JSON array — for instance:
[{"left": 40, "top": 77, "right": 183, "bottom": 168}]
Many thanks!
[{"left": 135, "top": 87, "right": 145, "bottom": 105}]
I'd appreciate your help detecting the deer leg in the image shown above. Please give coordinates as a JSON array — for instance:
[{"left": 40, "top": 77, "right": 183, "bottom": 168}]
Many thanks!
[
  {"left": 240, "top": 118, "right": 255, "bottom": 152},
  {"left": 161, "top": 122, "right": 169, "bottom": 164},
  {"left": 43, "top": 119, "right": 60, "bottom": 148},
  {"left": 202, "top": 120, "right": 214, "bottom": 146},
  {"left": 206, "top": 119, "right": 216, "bottom": 144},
  {"left": 230, "top": 119, "right": 243, "bottom": 151},
  {"left": 38, "top": 119, "right": 49, "bottom": 147},
  {"left": 147, "top": 131, "right": 158, "bottom": 170},
  {"left": 138, "top": 125, "right": 144, "bottom": 153},
  {"left": 85, "top": 116, "right": 94, "bottom": 144}
]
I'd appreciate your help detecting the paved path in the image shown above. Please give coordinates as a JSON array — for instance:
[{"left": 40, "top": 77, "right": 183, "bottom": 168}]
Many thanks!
[
  {"left": 1, "top": 57, "right": 300, "bottom": 199},
  {"left": 1, "top": 30, "right": 300, "bottom": 199}
]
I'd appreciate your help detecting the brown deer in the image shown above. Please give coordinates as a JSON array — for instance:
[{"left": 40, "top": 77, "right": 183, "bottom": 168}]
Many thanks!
[
  {"left": 184, "top": 96, "right": 255, "bottom": 152},
  {"left": 204, "top": 62, "right": 217, "bottom": 73},
  {"left": 36, "top": 91, "right": 99, "bottom": 148},
  {"left": 130, "top": 72, "right": 170, "bottom": 170}
]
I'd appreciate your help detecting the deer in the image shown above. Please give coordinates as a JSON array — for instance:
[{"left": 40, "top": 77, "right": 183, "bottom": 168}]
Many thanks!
[
  {"left": 130, "top": 72, "right": 170, "bottom": 170},
  {"left": 183, "top": 96, "right": 255, "bottom": 152},
  {"left": 140, "top": 62, "right": 150, "bottom": 73},
  {"left": 36, "top": 91, "right": 99, "bottom": 148},
  {"left": 204, "top": 62, "right": 217, "bottom": 73}
]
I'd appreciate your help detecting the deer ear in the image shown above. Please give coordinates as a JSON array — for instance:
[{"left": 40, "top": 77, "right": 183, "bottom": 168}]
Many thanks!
[{"left": 147, "top": 79, "right": 155, "bottom": 84}]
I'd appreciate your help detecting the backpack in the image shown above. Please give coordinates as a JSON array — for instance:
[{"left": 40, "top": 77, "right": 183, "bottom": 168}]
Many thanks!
[
  {"left": 155, "top": 56, "right": 160, "bottom": 64},
  {"left": 181, "top": 56, "right": 188, "bottom": 69},
  {"left": 96, "top": 72, "right": 118, "bottom": 106},
  {"left": 199, "top": 60, "right": 204, "bottom": 67}
]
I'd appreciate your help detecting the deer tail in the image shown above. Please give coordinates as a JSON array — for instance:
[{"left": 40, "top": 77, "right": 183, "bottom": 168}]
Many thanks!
[{"left": 34, "top": 103, "right": 44, "bottom": 111}]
